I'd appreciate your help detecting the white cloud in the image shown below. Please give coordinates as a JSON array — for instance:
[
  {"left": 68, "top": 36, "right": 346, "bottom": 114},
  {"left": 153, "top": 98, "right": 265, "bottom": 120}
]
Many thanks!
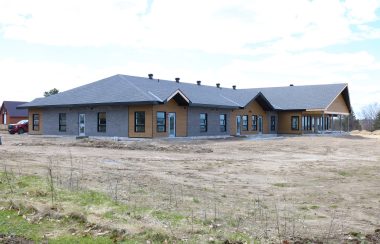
[
  {"left": 0, "top": 59, "right": 103, "bottom": 102},
  {"left": 0, "top": 0, "right": 379, "bottom": 111},
  {"left": 0, "top": 0, "right": 379, "bottom": 53}
]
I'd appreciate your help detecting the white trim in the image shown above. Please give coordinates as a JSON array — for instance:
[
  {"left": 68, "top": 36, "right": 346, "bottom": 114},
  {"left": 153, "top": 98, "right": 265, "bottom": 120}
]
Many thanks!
[
  {"left": 166, "top": 90, "right": 190, "bottom": 103},
  {"left": 220, "top": 94, "right": 240, "bottom": 106},
  {"left": 324, "top": 111, "right": 350, "bottom": 115},
  {"left": 305, "top": 108, "right": 325, "bottom": 112},
  {"left": 148, "top": 91, "right": 163, "bottom": 102}
]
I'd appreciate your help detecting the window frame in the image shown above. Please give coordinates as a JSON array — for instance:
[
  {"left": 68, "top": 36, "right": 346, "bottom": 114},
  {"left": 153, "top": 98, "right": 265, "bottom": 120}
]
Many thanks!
[
  {"left": 59, "top": 113, "right": 67, "bottom": 132},
  {"left": 219, "top": 114, "right": 227, "bottom": 132},
  {"left": 291, "top": 116, "right": 299, "bottom": 131},
  {"left": 156, "top": 111, "right": 166, "bottom": 133},
  {"left": 97, "top": 112, "right": 106, "bottom": 133},
  {"left": 32, "top": 114, "right": 39, "bottom": 131},
  {"left": 242, "top": 115, "right": 248, "bottom": 131},
  {"left": 251, "top": 115, "right": 257, "bottom": 131},
  {"left": 200, "top": 113, "right": 207, "bottom": 132},
  {"left": 135, "top": 111, "right": 145, "bottom": 133}
]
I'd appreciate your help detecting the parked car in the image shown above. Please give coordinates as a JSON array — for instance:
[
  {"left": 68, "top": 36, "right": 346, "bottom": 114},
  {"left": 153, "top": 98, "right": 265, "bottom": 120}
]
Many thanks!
[{"left": 8, "top": 120, "right": 28, "bottom": 134}]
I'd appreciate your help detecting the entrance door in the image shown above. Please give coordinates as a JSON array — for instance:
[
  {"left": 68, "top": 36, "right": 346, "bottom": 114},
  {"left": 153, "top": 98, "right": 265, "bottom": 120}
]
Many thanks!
[
  {"left": 79, "top": 114, "right": 85, "bottom": 136},
  {"left": 270, "top": 115, "right": 276, "bottom": 132},
  {"left": 168, "top": 113, "right": 176, "bottom": 137},
  {"left": 258, "top": 116, "right": 263, "bottom": 134},
  {"left": 2, "top": 112, "right": 6, "bottom": 124},
  {"left": 236, "top": 116, "right": 241, "bottom": 136}
]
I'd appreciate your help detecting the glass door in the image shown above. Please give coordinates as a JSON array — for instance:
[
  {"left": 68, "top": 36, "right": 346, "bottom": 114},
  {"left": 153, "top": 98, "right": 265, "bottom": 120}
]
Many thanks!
[
  {"left": 168, "top": 113, "right": 176, "bottom": 137},
  {"left": 79, "top": 114, "right": 85, "bottom": 136},
  {"left": 236, "top": 116, "right": 241, "bottom": 136},
  {"left": 258, "top": 116, "right": 263, "bottom": 134}
]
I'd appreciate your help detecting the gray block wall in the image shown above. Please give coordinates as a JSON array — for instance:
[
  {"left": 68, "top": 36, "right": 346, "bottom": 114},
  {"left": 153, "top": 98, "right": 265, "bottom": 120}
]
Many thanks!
[
  {"left": 187, "top": 107, "right": 232, "bottom": 136},
  {"left": 42, "top": 106, "right": 129, "bottom": 137}
]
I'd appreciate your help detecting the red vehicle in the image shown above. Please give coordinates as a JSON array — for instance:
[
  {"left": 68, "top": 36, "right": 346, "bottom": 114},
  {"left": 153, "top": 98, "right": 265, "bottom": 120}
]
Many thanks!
[{"left": 8, "top": 120, "right": 28, "bottom": 134}]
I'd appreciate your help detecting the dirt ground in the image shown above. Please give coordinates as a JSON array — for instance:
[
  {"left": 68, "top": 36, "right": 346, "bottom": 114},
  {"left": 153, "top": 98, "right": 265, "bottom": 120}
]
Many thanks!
[{"left": 0, "top": 131, "right": 379, "bottom": 241}]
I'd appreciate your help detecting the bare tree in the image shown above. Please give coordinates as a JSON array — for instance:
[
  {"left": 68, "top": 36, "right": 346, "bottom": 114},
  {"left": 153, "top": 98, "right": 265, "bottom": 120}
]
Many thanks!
[{"left": 360, "top": 103, "right": 380, "bottom": 131}]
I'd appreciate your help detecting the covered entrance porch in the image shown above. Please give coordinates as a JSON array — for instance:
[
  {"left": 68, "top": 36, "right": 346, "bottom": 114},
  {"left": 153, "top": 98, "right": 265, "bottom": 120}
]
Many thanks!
[{"left": 301, "top": 111, "right": 350, "bottom": 134}]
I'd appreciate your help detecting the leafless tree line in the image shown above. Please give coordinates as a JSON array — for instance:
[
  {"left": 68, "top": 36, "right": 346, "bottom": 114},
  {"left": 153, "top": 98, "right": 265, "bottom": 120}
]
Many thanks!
[{"left": 360, "top": 102, "right": 380, "bottom": 131}]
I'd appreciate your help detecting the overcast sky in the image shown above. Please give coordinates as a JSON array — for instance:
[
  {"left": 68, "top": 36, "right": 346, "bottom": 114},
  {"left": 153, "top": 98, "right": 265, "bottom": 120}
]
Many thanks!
[{"left": 0, "top": 0, "right": 379, "bottom": 113}]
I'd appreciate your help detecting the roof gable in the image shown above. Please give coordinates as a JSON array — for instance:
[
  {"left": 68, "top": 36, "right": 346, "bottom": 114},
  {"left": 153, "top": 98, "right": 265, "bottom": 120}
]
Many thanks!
[
  {"left": 254, "top": 83, "right": 349, "bottom": 111},
  {"left": 165, "top": 89, "right": 190, "bottom": 106},
  {"left": 1, "top": 101, "right": 28, "bottom": 117}
]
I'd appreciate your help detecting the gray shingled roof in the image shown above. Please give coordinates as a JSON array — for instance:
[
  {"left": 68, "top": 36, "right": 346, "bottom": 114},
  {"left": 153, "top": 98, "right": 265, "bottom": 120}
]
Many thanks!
[
  {"left": 1, "top": 101, "right": 28, "bottom": 117},
  {"left": 18, "top": 74, "right": 350, "bottom": 111},
  {"left": 248, "top": 83, "right": 349, "bottom": 110}
]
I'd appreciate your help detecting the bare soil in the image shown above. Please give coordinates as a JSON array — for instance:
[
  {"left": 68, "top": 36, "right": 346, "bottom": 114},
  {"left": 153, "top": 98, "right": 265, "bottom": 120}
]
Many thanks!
[{"left": 0, "top": 131, "right": 379, "bottom": 241}]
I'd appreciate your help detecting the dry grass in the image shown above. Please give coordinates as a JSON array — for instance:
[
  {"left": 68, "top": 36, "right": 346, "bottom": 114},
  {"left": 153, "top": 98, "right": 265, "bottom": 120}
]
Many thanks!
[{"left": 0, "top": 131, "right": 379, "bottom": 242}]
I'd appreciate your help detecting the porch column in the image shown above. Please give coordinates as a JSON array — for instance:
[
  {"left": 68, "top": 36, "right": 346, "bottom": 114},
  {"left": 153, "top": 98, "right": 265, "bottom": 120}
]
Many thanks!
[
  {"left": 339, "top": 115, "right": 342, "bottom": 133},
  {"left": 332, "top": 115, "right": 335, "bottom": 132},
  {"left": 322, "top": 114, "right": 325, "bottom": 134},
  {"left": 347, "top": 115, "right": 350, "bottom": 132}
]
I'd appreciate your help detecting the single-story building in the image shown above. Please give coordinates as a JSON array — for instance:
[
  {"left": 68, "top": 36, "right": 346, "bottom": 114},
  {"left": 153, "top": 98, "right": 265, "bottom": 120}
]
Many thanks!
[
  {"left": 1, "top": 101, "right": 28, "bottom": 125},
  {"left": 18, "top": 74, "right": 352, "bottom": 138}
]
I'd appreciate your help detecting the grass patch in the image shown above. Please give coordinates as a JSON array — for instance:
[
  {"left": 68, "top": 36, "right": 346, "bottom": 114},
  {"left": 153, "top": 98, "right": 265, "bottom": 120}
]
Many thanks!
[
  {"left": 273, "top": 182, "right": 290, "bottom": 187},
  {"left": 49, "top": 236, "right": 114, "bottom": 244},
  {"left": 0, "top": 209, "right": 42, "bottom": 241},
  {"left": 338, "top": 171, "right": 351, "bottom": 177},
  {"left": 152, "top": 210, "right": 185, "bottom": 224},
  {"left": 0, "top": 208, "right": 73, "bottom": 242},
  {"left": 77, "top": 191, "right": 111, "bottom": 206},
  {"left": 59, "top": 190, "right": 111, "bottom": 206},
  {"left": 103, "top": 210, "right": 115, "bottom": 219},
  {"left": 300, "top": 205, "right": 319, "bottom": 211},
  {"left": 118, "top": 229, "right": 175, "bottom": 244},
  {"left": 192, "top": 197, "right": 200, "bottom": 203},
  {"left": 226, "top": 232, "right": 252, "bottom": 243},
  {"left": 0, "top": 173, "right": 182, "bottom": 243}
]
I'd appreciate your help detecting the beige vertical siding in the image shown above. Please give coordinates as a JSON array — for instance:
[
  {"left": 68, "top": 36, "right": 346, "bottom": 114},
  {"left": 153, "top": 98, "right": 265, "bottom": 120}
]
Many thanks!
[
  {"left": 326, "top": 94, "right": 349, "bottom": 114},
  {"left": 277, "top": 111, "right": 302, "bottom": 134},
  {"left": 152, "top": 100, "right": 188, "bottom": 137},
  {"left": 230, "top": 100, "right": 268, "bottom": 135},
  {"left": 28, "top": 109, "right": 43, "bottom": 135},
  {"left": 128, "top": 105, "right": 153, "bottom": 138}
]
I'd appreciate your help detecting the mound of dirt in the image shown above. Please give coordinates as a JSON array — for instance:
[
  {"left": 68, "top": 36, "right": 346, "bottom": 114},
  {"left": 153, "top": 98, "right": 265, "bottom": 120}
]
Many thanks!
[
  {"left": 70, "top": 139, "right": 213, "bottom": 153},
  {"left": 351, "top": 130, "right": 380, "bottom": 135}
]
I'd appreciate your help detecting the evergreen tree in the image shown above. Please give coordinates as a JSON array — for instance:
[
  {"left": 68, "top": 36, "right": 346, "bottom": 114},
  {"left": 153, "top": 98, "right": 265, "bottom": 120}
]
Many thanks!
[
  {"left": 44, "top": 88, "right": 59, "bottom": 97},
  {"left": 374, "top": 111, "right": 380, "bottom": 130},
  {"left": 343, "top": 111, "right": 361, "bottom": 131}
]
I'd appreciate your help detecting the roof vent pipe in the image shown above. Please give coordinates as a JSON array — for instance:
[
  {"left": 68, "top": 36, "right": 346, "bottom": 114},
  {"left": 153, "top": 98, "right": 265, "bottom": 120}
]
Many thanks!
[
  {"left": 216, "top": 83, "right": 220, "bottom": 88},
  {"left": 148, "top": 74, "right": 153, "bottom": 79},
  {"left": 175, "top": 77, "right": 180, "bottom": 83},
  {"left": 290, "top": 84, "right": 294, "bottom": 86},
  {"left": 232, "top": 85, "right": 236, "bottom": 90},
  {"left": 197, "top": 80, "right": 201, "bottom": 85}
]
